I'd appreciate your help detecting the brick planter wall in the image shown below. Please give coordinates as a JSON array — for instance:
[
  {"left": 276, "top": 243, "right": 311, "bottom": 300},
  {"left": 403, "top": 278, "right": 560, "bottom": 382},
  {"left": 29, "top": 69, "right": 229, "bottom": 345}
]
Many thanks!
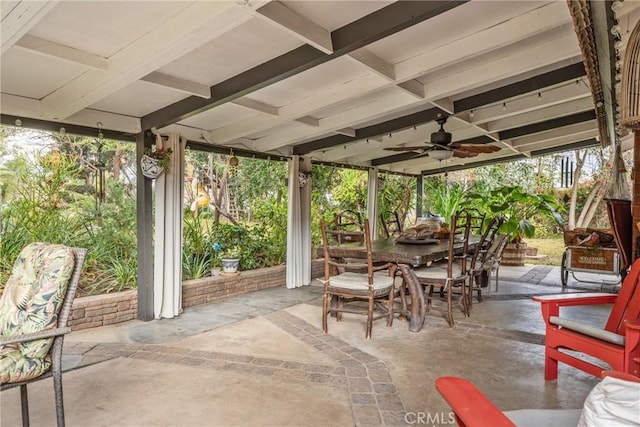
[{"left": 67, "top": 260, "right": 325, "bottom": 331}]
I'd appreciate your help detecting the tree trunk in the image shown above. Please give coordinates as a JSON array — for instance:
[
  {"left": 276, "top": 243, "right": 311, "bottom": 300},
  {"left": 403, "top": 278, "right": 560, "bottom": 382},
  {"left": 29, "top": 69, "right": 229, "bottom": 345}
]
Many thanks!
[
  {"left": 576, "top": 180, "right": 607, "bottom": 228},
  {"left": 113, "top": 149, "right": 122, "bottom": 180}
]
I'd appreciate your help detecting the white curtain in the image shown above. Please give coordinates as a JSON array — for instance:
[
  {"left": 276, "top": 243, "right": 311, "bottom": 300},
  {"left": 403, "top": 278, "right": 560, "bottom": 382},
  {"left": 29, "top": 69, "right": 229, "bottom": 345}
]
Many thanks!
[
  {"left": 367, "top": 167, "right": 379, "bottom": 238},
  {"left": 286, "top": 155, "right": 312, "bottom": 289},
  {"left": 154, "top": 134, "right": 185, "bottom": 319}
]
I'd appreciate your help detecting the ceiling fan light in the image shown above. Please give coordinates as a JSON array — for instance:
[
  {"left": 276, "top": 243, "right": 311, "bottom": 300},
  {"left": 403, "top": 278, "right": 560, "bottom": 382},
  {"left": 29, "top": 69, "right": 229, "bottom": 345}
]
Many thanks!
[{"left": 428, "top": 150, "right": 453, "bottom": 160}]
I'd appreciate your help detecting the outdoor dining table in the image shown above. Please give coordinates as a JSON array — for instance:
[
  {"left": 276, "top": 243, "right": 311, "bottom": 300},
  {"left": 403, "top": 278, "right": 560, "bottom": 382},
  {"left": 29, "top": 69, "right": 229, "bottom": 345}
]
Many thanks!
[{"left": 327, "top": 236, "right": 480, "bottom": 332}]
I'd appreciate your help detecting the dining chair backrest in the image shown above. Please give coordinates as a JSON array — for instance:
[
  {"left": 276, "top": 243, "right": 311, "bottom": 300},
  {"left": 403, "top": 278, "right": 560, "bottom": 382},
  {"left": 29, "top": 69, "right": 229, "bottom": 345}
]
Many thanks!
[
  {"left": 445, "top": 210, "right": 472, "bottom": 276},
  {"left": 329, "top": 210, "right": 364, "bottom": 243},
  {"left": 380, "top": 211, "right": 402, "bottom": 238},
  {"left": 469, "top": 216, "right": 503, "bottom": 270},
  {"left": 466, "top": 208, "right": 486, "bottom": 235},
  {"left": 320, "top": 218, "right": 374, "bottom": 285}
]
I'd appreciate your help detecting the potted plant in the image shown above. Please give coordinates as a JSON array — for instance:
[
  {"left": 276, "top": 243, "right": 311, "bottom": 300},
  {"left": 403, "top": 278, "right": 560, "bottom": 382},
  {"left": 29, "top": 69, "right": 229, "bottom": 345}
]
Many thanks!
[
  {"left": 473, "top": 186, "right": 563, "bottom": 266},
  {"left": 212, "top": 242, "right": 241, "bottom": 275},
  {"left": 141, "top": 145, "right": 173, "bottom": 179},
  {"left": 422, "top": 180, "right": 468, "bottom": 227}
]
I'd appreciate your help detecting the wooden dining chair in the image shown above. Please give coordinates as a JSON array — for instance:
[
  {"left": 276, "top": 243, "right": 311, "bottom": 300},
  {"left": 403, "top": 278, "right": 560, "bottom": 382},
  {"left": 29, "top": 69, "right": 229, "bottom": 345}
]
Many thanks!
[
  {"left": 467, "top": 208, "right": 486, "bottom": 236},
  {"left": 380, "top": 211, "right": 402, "bottom": 238},
  {"left": 319, "top": 218, "right": 396, "bottom": 339},
  {"left": 467, "top": 216, "right": 503, "bottom": 309},
  {"left": 413, "top": 211, "right": 472, "bottom": 326},
  {"left": 330, "top": 209, "right": 364, "bottom": 243}
]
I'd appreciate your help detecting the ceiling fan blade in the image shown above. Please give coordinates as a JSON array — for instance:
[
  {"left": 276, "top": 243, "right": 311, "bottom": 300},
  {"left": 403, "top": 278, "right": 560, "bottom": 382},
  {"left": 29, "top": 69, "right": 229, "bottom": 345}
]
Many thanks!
[
  {"left": 451, "top": 144, "right": 501, "bottom": 154},
  {"left": 384, "top": 146, "right": 428, "bottom": 153},
  {"left": 453, "top": 149, "right": 478, "bottom": 158}
]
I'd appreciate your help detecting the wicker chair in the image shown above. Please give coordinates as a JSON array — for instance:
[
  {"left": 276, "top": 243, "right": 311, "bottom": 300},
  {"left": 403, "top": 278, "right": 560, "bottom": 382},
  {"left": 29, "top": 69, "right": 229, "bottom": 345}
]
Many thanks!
[
  {"left": 320, "top": 219, "right": 396, "bottom": 339},
  {"left": 0, "top": 243, "right": 87, "bottom": 427},
  {"left": 483, "top": 233, "right": 511, "bottom": 297}
]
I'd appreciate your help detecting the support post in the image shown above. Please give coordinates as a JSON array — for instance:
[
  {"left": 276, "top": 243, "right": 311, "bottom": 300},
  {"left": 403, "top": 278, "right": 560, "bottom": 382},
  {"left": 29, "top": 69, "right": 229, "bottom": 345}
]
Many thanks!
[
  {"left": 416, "top": 174, "right": 424, "bottom": 218},
  {"left": 366, "top": 168, "right": 379, "bottom": 238},
  {"left": 137, "top": 131, "right": 154, "bottom": 320}
]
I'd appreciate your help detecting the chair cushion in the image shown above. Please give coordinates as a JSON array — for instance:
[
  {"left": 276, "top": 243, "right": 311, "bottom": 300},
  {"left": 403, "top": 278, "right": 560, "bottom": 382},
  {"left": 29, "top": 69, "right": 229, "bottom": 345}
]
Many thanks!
[
  {"left": 413, "top": 261, "right": 466, "bottom": 281},
  {"left": 504, "top": 409, "right": 582, "bottom": 427},
  {"left": 328, "top": 272, "right": 394, "bottom": 292},
  {"left": 579, "top": 375, "right": 640, "bottom": 426},
  {"left": 549, "top": 316, "right": 625, "bottom": 346},
  {"left": 0, "top": 243, "right": 75, "bottom": 383}
]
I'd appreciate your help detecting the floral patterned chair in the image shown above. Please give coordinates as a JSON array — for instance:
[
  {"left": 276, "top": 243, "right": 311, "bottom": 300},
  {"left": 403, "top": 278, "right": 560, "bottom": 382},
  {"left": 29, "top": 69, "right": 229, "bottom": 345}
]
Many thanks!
[{"left": 0, "top": 243, "right": 87, "bottom": 427}]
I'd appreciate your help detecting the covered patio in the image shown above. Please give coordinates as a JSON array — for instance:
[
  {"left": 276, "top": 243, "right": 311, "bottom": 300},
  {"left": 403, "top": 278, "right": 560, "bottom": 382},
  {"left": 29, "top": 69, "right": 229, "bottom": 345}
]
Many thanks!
[
  {"left": 2, "top": 0, "right": 639, "bottom": 320},
  {"left": 2, "top": 1, "right": 640, "bottom": 424},
  {"left": 0, "top": 265, "right": 612, "bottom": 426}
]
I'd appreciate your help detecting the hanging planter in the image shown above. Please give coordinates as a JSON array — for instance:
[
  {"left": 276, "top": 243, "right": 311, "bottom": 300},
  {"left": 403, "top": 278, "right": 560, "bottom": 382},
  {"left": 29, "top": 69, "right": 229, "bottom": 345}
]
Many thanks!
[
  {"left": 140, "top": 155, "right": 164, "bottom": 179},
  {"left": 141, "top": 146, "right": 173, "bottom": 179},
  {"left": 298, "top": 171, "right": 311, "bottom": 188}
]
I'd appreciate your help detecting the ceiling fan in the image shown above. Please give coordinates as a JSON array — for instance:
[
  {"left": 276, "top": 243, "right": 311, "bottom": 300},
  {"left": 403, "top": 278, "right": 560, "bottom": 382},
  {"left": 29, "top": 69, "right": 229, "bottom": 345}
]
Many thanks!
[{"left": 384, "top": 114, "right": 501, "bottom": 160}]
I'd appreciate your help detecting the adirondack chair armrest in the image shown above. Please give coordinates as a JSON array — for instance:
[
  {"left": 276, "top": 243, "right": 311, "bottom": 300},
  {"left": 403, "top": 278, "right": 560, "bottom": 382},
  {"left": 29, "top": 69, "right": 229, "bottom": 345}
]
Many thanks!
[
  {"left": 624, "top": 320, "right": 640, "bottom": 356},
  {"left": 533, "top": 293, "right": 617, "bottom": 306},
  {"left": 534, "top": 293, "right": 618, "bottom": 320},
  {"left": 625, "top": 319, "right": 640, "bottom": 331},
  {"left": 0, "top": 327, "right": 71, "bottom": 346},
  {"left": 435, "top": 377, "right": 516, "bottom": 427}
]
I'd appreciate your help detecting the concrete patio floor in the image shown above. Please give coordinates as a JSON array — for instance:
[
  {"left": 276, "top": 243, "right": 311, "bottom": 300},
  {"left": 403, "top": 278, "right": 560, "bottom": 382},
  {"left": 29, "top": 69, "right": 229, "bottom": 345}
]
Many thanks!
[{"left": 0, "top": 264, "right": 620, "bottom": 426}]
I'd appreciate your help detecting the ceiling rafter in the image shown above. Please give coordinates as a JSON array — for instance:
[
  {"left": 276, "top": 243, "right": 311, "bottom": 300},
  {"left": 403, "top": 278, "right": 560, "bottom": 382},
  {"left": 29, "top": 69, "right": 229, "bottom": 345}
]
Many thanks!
[
  {"left": 420, "top": 138, "right": 598, "bottom": 176},
  {"left": 140, "top": 72, "right": 210, "bottom": 99},
  {"left": 141, "top": 0, "right": 468, "bottom": 131},
  {"left": 204, "top": 2, "right": 574, "bottom": 149},
  {"left": 1, "top": 0, "right": 59, "bottom": 55},
  {"left": 254, "top": 1, "right": 333, "bottom": 54},
  {"left": 293, "top": 108, "right": 445, "bottom": 155},
  {"left": 209, "top": 73, "right": 385, "bottom": 143},
  {"left": 454, "top": 62, "right": 586, "bottom": 112},
  {"left": 393, "top": 1, "right": 572, "bottom": 82},
  {"left": 14, "top": 34, "right": 108, "bottom": 70},
  {"left": 254, "top": 33, "right": 583, "bottom": 151},
  {"left": 41, "top": 1, "right": 266, "bottom": 121},
  {"left": 498, "top": 110, "right": 596, "bottom": 140},
  {"left": 293, "top": 59, "right": 591, "bottom": 158},
  {"left": 0, "top": 93, "right": 141, "bottom": 134}
]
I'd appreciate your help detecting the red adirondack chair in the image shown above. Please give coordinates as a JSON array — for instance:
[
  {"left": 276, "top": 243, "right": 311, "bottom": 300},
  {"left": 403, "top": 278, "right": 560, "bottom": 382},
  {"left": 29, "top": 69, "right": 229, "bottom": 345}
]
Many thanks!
[
  {"left": 436, "top": 371, "right": 640, "bottom": 427},
  {"left": 533, "top": 258, "right": 640, "bottom": 380}
]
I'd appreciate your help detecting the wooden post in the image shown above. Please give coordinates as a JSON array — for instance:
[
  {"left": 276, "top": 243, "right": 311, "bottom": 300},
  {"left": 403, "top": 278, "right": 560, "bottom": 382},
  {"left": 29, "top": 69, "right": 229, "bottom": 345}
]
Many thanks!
[{"left": 136, "top": 131, "right": 154, "bottom": 320}]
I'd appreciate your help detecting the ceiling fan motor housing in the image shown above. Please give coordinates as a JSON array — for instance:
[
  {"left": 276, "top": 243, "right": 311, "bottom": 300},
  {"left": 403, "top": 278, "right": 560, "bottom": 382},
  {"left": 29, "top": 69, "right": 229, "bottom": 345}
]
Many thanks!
[{"left": 431, "top": 129, "right": 452, "bottom": 145}]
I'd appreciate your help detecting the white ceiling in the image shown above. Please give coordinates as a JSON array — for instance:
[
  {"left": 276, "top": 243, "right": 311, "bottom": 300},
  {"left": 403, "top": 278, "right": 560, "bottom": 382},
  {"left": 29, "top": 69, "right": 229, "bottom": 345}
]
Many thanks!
[{"left": 1, "top": 0, "right": 638, "bottom": 176}]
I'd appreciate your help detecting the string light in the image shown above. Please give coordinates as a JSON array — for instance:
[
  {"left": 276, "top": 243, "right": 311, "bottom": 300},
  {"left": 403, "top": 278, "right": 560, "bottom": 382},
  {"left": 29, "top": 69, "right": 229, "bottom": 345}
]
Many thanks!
[{"left": 464, "top": 78, "right": 586, "bottom": 117}]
